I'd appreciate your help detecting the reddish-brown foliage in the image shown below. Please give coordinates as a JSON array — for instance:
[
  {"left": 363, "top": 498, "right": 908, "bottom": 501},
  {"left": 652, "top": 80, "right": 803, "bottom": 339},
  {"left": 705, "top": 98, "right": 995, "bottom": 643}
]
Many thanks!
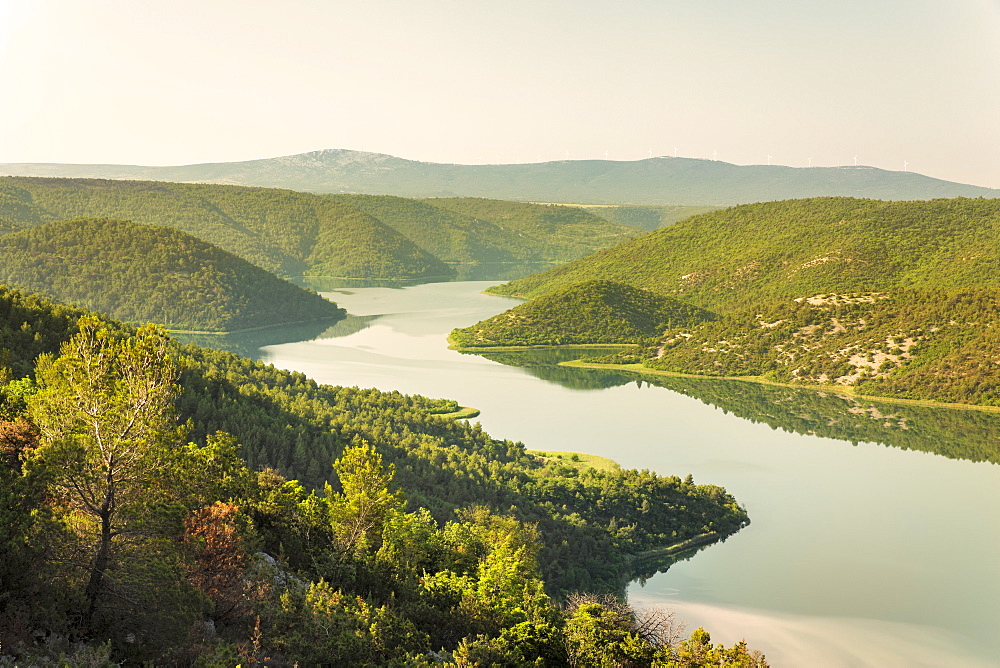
[
  {"left": 182, "top": 502, "right": 247, "bottom": 621},
  {"left": 0, "top": 418, "right": 39, "bottom": 471}
]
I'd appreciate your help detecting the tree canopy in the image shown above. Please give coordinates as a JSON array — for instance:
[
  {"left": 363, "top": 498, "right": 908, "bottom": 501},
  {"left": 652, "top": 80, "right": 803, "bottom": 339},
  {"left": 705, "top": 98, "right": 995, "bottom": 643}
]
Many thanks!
[
  {"left": 0, "top": 286, "right": 760, "bottom": 665},
  {"left": 0, "top": 218, "right": 345, "bottom": 331}
]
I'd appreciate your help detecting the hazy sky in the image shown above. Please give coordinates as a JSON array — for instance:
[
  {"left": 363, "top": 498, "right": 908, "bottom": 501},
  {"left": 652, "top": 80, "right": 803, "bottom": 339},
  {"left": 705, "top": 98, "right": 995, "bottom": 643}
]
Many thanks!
[{"left": 2, "top": 0, "right": 998, "bottom": 187}]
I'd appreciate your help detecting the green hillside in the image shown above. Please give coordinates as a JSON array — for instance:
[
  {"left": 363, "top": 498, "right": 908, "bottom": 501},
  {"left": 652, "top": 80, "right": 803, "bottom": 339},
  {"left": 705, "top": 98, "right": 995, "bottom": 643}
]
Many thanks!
[
  {"left": 0, "top": 178, "right": 641, "bottom": 279},
  {"left": 0, "top": 218, "right": 345, "bottom": 332},
  {"left": 580, "top": 204, "right": 719, "bottom": 230},
  {"left": 0, "top": 286, "right": 754, "bottom": 664},
  {"left": 336, "top": 194, "right": 514, "bottom": 263},
  {"left": 625, "top": 288, "right": 1000, "bottom": 406},
  {"left": 424, "top": 198, "right": 643, "bottom": 262},
  {"left": 475, "top": 198, "right": 1000, "bottom": 406},
  {"left": 0, "top": 178, "right": 451, "bottom": 279},
  {"left": 338, "top": 194, "right": 642, "bottom": 264},
  {"left": 451, "top": 280, "right": 714, "bottom": 347},
  {"left": 489, "top": 197, "right": 1000, "bottom": 308}
]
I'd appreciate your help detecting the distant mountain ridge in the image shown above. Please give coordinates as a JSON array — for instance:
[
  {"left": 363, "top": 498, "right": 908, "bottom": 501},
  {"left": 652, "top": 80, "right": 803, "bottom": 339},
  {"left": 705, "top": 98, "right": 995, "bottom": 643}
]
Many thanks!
[{"left": 2, "top": 149, "right": 996, "bottom": 205}]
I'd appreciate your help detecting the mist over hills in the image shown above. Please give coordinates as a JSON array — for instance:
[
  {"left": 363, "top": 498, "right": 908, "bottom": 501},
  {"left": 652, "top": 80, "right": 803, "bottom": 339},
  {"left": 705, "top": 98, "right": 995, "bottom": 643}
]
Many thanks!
[{"left": 2, "top": 149, "right": 996, "bottom": 205}]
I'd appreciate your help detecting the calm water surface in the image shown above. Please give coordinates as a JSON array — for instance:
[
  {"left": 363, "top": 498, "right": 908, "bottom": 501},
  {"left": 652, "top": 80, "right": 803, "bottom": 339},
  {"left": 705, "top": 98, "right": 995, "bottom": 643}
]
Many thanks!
[{"left": 237, "top": 281, "right": 999, "bottom": 667}]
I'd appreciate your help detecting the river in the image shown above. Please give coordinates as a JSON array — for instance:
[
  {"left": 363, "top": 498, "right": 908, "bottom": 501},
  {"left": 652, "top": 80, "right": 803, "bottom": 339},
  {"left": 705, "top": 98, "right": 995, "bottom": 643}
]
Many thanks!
[{"left": 197, "top": 280, "right": 1000, "bottom": 667}]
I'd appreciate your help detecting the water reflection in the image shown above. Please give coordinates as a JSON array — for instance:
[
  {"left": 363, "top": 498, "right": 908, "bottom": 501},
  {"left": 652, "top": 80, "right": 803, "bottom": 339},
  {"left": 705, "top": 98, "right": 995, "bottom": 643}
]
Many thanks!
[
  {"left": 293, "top": 276, "right": 451, "bottom": 291},
  {"left": 467, "top": 347, "right": 635, "bottom": 390},
  {"left": 629, "top": 533, "right": 741, "bottom": 587},
  {"left": 192, "top": 281, "right": 1000, "bottom": 665},
  {"left": 636, "top": 373, "right": 1000, "bottom": 465},
  {"left": 172, "top": 314, "right": 380, "bottom": 358},
  {"left": 449, "top": 262, "right": 562, "bottom": 281},
  {"left": 471, "top": 350, "right": 1000, "bottom": 465},
  {"left": 290, "top": 263, "right": 559, "bottom": 292}
]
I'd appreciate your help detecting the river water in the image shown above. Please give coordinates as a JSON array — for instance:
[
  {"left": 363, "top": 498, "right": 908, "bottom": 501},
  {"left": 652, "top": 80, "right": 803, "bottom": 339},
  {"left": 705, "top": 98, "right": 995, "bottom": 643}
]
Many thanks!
[{"left": 204, "top": 280, "right": 1000, "bottom": 667}]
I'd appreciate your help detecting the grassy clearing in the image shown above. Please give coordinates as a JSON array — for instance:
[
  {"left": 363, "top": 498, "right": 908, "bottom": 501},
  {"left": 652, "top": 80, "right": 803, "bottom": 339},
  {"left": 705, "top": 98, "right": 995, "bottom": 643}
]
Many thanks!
[
  {"left": 436, "top": 406, "right": 481, "bottom": 420},
  {"left": 526, "top": 449, "right": 620, "bottom": 472}
]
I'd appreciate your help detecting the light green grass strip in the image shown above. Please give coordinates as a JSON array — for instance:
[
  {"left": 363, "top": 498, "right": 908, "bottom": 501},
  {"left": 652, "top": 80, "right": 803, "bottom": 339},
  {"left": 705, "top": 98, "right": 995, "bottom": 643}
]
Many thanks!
[{"left": 526, "top": 449, "right": 620, "bottom": 472}]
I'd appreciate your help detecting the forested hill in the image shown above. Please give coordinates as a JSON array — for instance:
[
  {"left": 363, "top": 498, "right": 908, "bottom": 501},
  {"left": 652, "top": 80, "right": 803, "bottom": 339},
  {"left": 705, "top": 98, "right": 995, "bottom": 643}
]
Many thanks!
[
  {"left": 476, "top": 198, "right": 1000, "bottom": 406},
  {"left": 489, "top": 197, "right": 1000, "bottom": 308},
  {"left": 631, "top": 288, "right": 1000, "bottom": 406},
  {"left": 451, "top": 280, "right": 715, "bottom": 347},
  {"left": 0, "top": 218, "right": 345, "bottom": 332},
  {"left": 2, "top": 148, "right": 997, "bottom": 205},
  {"left": 337, "top": 194, "right": 642, "bottom": 264},
  {"left": 576, "top": 203, "right": 720, "bottom": 230},
  {"left": 0, "top": 286, "right": 758, "bottom": 665},
  {"left": 0, "top": 177, "right": 640, "bottom": 277},
  {"left": 0, "top": 177, "right": 450, "bottom": 279}
]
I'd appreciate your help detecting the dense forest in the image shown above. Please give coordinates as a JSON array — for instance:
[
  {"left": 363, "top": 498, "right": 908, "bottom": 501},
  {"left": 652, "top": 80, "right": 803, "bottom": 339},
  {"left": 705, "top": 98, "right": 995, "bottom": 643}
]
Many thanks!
[
  {"left": 627, "top": 288, "right": 1000, "bottom": 406},
  {"left": 0, "top": 218, "right": 345, "bottom": 332},
  {"left": 469, "top": 198, "right": 1000, "bottom": 407},
  {"left": 0, "top": 177, "right": 640, "bottom": 279},
  {"left": 339, "top": 194, "right": 642, "bottom": 265},
  {"left": 489, "top": 197, "right": 1000, "bottom": 307},
  {"left": 576, "top": 204, "right": 719, "bottom": 231},
  {"left": 450, "top": 280, "right": 714, "bottom": 348},
  {"left": 0, "top": 285, "right": 762, "bottom": 665}
]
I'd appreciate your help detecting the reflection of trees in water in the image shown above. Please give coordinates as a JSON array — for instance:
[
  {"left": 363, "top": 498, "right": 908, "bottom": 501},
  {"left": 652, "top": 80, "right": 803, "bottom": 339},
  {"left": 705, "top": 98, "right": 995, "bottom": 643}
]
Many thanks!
[
  {"left": 172, "top": 314, "right": 373, "bottom": 358},
  {"left": 474, "top": 349, "right": 1000, "bottom": 464},
  {"left": 289, "top": 263, "right": 558, "bottom": 290},
  {"left": 292, "top": 276, "right": 449, "bottom": 291},
  {"left": 450, "top": 262, "right": 561, "bottom": 281},
  {"left": 628, "top": 536, "right": 739, "bottom": 590},
  {"left": 315, "top": 314, "right": 383, "bottom": 339},
  {"left": 636, "top": 374, "right": 1000, "bottom": 465},
  {"left": 469, "top": 348, "right": 636, "bottom": 390}
]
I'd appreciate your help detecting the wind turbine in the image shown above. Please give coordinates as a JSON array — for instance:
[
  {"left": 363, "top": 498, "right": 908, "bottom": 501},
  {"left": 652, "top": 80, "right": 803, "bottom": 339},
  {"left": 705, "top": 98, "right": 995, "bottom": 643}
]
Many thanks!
[
  {"left": 903, "top": 160, "right": 909, "bottom": 172},
  {"left": 712, "top": 149, "right": 718, "bottom": 161},
  {"left": 853, "top": 155, "right": 858, "bottom": 167},
  {"left": 648, "top": 148, "right": 653, "bottom": 158},
  {"left": 807, "top": 157, "right": 812, "bottom": 168},
  {"left": 767, "top": 154, "right": 772, "bottom": 166},
  {"left": 673, "top": 147, "right": 678, "bottom": 158},
  {"left": 604, "top": 150, "right": 609, "bottom": 160}
]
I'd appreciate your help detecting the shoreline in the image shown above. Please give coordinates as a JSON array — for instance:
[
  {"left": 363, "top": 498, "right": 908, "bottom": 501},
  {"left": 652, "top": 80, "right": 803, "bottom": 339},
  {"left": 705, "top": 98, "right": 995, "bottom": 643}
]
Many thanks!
[
  {"left": 166, "top": 313, "right": 345, "bottom": 336},
  {"left": 449, "top": 339, "right": 630, "bottom": 352},
  {"left": 562, "top": 359, "right": 1000, "bottom": 414},
  {"left": 434, "top": 406, "right": 481, "bottom": 420},
  {"left": 631, "top": 531, "right": 724, "bottom": 566}
]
